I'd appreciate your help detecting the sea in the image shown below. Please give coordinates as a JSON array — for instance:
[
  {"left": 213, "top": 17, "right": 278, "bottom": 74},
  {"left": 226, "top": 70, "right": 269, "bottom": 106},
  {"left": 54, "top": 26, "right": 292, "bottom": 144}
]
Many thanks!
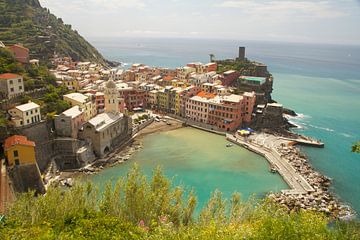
[{"left": 88, "top": 37, "right": 360, "bottom": 215}]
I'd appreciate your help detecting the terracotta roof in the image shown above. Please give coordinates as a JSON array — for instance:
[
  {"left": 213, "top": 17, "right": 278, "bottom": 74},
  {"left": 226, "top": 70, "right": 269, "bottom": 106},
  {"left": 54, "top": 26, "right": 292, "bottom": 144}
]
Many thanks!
[
  {"left": 8, "top": 44, "right": 29, "bottom": 51},
  {"left": 0, "top": 73, "right": 21, "bottom": 79},
  {"left": 4, "top": 135, "right": 35, "bottom": 150},
  {"left": 196, "top": 91, "right": 216, "bottom": 99},
  {"left": 163, "top": 75, "right": 174, "bottom": 81}
]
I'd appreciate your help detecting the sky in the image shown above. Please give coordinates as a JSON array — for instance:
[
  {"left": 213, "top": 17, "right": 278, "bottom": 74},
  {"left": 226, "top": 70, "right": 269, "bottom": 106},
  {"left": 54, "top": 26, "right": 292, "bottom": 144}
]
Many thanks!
[{"left": 39, "top": 0, "right": 360, "bottom": 45}]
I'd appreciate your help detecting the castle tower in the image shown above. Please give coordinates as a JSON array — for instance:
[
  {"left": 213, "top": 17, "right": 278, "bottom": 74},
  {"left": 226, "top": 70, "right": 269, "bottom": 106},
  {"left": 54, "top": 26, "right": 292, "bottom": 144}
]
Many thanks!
[
  {"left": 104, "top": 80, "right": 120, "bottom": 113},
  {"left": 238, "top": 47, "right": 245, "bottom": 61}
]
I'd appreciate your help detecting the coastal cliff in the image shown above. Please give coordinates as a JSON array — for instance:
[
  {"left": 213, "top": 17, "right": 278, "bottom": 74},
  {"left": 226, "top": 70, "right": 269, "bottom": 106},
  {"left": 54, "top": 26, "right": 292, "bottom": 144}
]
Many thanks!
[{"left": 0, "top": 0, "right": 109, "bottom": 65}]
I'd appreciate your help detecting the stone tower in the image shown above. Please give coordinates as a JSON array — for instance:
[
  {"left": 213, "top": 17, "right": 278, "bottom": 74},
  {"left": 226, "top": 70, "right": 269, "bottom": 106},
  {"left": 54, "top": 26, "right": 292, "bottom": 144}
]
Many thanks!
[
  {"left": 104, "top": 80, "right": 120, "bottom": 113},
  {"left": 238, "top": 47, "right": 245, "bottom": 61}
]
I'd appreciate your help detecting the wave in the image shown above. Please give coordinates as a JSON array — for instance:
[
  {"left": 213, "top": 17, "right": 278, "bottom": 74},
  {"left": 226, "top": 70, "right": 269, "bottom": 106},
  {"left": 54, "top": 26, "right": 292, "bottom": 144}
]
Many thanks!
[
  {"left": 307, "top": 124, "right": 335, "bottom": 132},
  {"left": 339, "top": 133, "right": 353, "bottom": 138}
]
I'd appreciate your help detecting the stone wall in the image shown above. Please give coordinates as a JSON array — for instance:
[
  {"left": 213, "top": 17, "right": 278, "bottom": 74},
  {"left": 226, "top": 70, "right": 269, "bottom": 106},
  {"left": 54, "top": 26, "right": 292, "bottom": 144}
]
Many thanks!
[
  {"left": 53, "top": 138, "right": 96, "bottom": 170},
  {"left": 8, "top": 164, "right": 45, "bottom": 194},
  {"left": 14, "top": 120, "right": 56, "bottom": 172}
]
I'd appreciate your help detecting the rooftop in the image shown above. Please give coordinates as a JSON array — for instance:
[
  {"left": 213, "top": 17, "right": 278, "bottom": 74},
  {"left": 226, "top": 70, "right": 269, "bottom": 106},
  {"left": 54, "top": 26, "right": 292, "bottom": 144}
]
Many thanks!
[
  {"left": 63, "top": 93, "right": 88, "bottom": 103},
  {"left": 88, "top": 112, "right": 123, "bottom": 131},
  {"left": 0, "top": 73, "right": 21, "bottom": 79},
  {"left": 4, "top": 135, "right": 35, "bottom": 150},
  {"left": 15, "top": 102, "right": 40, "bottom": 112},
  {"left": 61, "top": 106, "right": 83, "bottom": 119}
]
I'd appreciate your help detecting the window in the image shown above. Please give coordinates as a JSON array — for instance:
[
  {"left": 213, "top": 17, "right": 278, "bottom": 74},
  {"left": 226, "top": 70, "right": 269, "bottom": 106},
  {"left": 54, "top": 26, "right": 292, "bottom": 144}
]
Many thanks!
[
  {"left": 14, "top": 150, "right": 19, "bottom": 157},
  {"left": 9, "top": 80, "right": 13, "bottom": 85},
  {"left": 10, "top": 88, "right": 14, "bottom": 92},
  {"left": 26, "top": 112, "right": 28, "bottom": 116},
  {"left": 15, "top": 159, "right": 20, "bottom": 166},
  {"left": 18, "top": 78, "right": 22, "bottom": 83}
]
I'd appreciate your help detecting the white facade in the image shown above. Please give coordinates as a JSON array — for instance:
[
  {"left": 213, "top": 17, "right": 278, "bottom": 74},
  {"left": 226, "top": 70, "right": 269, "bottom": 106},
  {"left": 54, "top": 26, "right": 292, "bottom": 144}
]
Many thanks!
[
  {"left": 8, "top": 102, "right": 41, "bottom": 127},
  {"left": 0, "top": 74, "right": 24, "bottom": 99}
]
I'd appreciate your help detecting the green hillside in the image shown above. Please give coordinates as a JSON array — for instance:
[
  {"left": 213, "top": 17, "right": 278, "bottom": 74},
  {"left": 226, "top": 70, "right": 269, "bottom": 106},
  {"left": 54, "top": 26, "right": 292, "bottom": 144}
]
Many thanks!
[
  {"left": 1, "top": 166, "right": 359, "bottom": 239},
  {"left": 0, "top": 0, "right": 108, "bottom": 65}
]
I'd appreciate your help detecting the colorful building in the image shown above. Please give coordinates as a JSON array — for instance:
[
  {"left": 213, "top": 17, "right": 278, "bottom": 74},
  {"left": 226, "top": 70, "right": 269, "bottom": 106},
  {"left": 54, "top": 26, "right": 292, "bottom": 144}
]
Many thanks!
[
  {"left": 63, "top": 92, "right": 97, "bottom": 121},
  {"left": 3, "top": 135, "right": 36, "bottom": 167},
  {"left": 221, "top": 70, "right": 241, "bottom": 86}
]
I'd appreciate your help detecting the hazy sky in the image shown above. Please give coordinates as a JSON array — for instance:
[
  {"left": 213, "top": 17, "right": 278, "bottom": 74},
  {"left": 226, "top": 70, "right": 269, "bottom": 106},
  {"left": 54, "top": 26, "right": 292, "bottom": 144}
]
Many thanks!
[{"left": 39, "top": 0, "right": 360, "bottom": 44}]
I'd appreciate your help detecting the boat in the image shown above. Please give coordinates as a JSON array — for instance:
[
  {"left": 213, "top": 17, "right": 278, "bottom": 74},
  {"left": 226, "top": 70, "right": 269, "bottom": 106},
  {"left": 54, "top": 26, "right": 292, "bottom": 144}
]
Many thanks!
[
  {"left": 269, "top": 165, "right": 278, "bottom": 173},
  {"left": 226, "top": 143, "right": 233, "bottom": 147}
]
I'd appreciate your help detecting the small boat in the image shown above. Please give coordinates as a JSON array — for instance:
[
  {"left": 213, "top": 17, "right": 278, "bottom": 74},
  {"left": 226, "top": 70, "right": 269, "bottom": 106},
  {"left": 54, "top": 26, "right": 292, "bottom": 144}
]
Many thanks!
[
  {"left": 269, "top": 165, "right": 278, "bottom": 173},
  {"left": 226, "top": 143, "right": 233, "bottom": 147}
]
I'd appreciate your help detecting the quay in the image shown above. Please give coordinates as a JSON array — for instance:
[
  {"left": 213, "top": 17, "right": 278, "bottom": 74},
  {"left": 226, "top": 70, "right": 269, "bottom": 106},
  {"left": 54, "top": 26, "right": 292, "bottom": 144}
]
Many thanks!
[
  {"left": 279, "top": 137, "right": 324, "bottom": 148},
  {"left": 226, "top": 134, "right": 315, "bottom": 195}
]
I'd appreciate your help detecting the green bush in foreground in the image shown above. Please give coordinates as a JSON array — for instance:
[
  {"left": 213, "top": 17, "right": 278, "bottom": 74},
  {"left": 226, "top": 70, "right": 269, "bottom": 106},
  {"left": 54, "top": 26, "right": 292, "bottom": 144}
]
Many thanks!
[{"left": 0, "top": 165, "right": 359, "bottom": 239}]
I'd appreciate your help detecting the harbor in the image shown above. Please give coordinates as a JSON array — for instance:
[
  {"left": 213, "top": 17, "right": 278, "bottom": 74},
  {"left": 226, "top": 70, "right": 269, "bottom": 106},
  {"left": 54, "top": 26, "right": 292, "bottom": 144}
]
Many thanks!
[{"left": 226, "top": 132, "right": 353, "bottom": 218}]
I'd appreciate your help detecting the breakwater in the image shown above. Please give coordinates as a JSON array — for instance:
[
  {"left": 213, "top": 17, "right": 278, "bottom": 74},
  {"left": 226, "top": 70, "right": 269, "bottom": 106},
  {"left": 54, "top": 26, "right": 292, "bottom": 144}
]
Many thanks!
[{"left": 226, "top": 133, "right": 353, "bottom": 218}]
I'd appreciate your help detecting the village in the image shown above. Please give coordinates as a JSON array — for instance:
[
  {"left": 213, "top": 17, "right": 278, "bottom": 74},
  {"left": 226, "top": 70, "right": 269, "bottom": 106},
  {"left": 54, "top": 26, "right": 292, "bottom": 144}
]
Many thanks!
[{"left": 1, "top": 41, "right": 352, "bottom": 219}]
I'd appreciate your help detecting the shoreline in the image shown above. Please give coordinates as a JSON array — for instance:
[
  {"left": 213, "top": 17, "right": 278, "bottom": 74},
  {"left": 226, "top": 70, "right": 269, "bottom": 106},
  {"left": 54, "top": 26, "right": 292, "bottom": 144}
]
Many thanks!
[{"left": 47, "top": 116, "right": 355, "bottom": 220}]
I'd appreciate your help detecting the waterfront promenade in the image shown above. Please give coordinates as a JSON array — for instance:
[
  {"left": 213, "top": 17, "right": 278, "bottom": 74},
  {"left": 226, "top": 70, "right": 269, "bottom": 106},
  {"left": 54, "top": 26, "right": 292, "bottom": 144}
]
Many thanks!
[{"left": 226, "top": 134, "right": 314, "bottom": 195}]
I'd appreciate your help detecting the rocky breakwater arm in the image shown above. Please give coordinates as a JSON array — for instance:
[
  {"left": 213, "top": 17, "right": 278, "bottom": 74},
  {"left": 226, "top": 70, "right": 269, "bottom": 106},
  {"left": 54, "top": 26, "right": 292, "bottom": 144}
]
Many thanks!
[{"left": 268, "top": 145, "right": 353, "bottom": 219}]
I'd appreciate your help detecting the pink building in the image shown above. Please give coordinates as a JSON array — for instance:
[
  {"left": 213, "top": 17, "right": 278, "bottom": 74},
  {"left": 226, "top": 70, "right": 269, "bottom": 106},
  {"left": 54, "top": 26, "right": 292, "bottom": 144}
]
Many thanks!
[
  {"left": 95, "top": 92, "right": 105, "bottom": 113},
  {"left": 204, "top": 62, "right": 217, "bottom": 72},
  {"left": 242, "top": 92, "right": 256, "bottom": 123},
  {"left": 180, "top": 86, "right": 201, "bottom": 117},
  {"left": 185, "top": 91, "right": 256, "bottom": 132},
  {"left": 221, "top": 70, "right": 241, "bottom": 86}
]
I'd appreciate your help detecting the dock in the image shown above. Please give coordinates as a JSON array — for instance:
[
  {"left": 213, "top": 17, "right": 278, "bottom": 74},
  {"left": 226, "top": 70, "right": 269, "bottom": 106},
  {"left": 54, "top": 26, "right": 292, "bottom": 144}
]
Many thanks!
[
  {"left": 226, "top": 134, "right": 315, "bottom": 195},
  {"left": 279, "top": 137, "right": 324, "bottom": 148}
]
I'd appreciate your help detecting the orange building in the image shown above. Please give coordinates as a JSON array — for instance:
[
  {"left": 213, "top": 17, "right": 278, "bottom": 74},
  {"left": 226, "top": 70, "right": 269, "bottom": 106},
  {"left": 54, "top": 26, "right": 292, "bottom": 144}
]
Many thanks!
[{"left": 3, "top": 135, "right": 36, "bottom": 167}]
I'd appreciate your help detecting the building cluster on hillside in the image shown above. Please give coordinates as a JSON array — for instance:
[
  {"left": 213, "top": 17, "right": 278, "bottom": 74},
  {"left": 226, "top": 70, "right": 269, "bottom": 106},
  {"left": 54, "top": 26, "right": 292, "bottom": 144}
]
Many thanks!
[{"left": 48, "top": 53, "right": 267, "bottom": 132}]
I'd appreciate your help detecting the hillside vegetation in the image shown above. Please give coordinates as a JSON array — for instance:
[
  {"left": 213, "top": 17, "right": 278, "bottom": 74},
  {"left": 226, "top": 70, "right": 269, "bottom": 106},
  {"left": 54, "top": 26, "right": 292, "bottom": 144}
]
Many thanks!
[
  {"left": 1, "top": 165, "right": 359, "bottom": 239},
  {"left": 0, "top": 0, "right": 108, "bottom": 65}
]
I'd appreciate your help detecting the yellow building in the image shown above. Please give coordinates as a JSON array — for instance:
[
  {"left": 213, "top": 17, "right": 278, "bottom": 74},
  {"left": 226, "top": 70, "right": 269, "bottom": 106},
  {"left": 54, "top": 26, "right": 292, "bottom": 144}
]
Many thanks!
[
  {"left": 63, "top": 92, "right": 97, "bottom": 121},
  {"left": 174, "top": 88, "right": 183, "bottom": 115},
  {"left": 4, "top": 135, "right": 36, "bottom": 167},
  {"left": 62, "top": 78, "right": 80, "bottom": 91}
]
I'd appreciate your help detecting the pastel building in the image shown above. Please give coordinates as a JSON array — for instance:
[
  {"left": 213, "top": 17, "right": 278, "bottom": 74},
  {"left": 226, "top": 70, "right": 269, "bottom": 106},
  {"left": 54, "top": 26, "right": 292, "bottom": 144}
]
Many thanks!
[
  {"left": 185, "top": 92, "right": 256, "bottom": 132},
  {"left": 0, "top": 73, "right": 24, "bottom": 99},
  {"left": 3, "top": 135, "right": 45, "bottom": 194},
  {"left": 186, "top": 91, "right": 214, "bottom": 124},
  {"left": 95, "top": 92, "right": 105, "bottom": 113},
  {"left": 221, "top": 70, "right": 241, "bottom": 86},
  {"left": 55, "top": 106, "right": 85, "bottom": 138},
  {"left": 63, "top": 92, "right": 97, "bottom": 121},
  {"left": 4, "top": 135, "right": 36, "bottom": 167},
  {"left": 8, "top": 102, "right": 41, "bottom": 127}
]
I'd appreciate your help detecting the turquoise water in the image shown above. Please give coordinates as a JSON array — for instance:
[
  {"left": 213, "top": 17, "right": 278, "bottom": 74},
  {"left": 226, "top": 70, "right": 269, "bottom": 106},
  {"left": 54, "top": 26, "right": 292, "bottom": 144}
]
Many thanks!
[
  {"left": 90, "top": 37, "right": 360, "bottom": 214},
  {"left": 89, "top": 128, "right": 288, "bottom": 210}
]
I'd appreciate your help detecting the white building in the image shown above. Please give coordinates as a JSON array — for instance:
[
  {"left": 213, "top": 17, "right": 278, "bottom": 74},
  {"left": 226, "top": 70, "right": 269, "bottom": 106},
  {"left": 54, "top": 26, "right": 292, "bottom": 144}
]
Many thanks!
[
  {"left": 0, "top": 73, "right": 24, "bottom": 99},
  {"left": 8, "top": 102, "right": 41, "bottom": 127}
]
